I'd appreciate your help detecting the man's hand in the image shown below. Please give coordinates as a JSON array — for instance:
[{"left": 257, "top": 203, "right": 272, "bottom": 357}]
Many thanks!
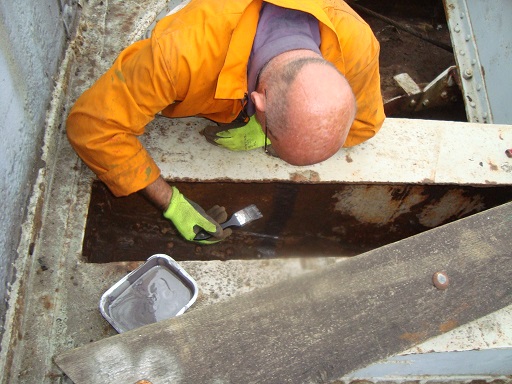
[
  {"left": 201, "top": 115, "right": 270, "bottom": 151},
  {"left": 163, "top": 186, "right": 231, "bottom": 244}
]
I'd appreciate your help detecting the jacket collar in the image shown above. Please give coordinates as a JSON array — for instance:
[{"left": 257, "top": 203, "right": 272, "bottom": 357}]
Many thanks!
[{"left": 215, "top": 0, "right": 343, "bottom": 100}]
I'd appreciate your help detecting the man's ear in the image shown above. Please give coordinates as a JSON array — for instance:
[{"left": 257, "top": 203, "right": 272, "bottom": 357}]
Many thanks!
[{"left": 251, "top": 91, "right": 266, "bottom": 113}]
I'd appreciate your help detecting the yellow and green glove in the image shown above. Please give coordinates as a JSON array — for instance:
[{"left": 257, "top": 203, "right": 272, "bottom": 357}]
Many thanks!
[
  {"left": 163, "top": 187, "right": 231, "bottom": 244},
  {"left": 201, "top": 115, "right": 270, "bottom": 151}
]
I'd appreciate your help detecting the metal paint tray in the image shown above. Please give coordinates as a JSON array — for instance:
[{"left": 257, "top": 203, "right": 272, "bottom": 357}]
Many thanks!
[{"left": 99, "top": 254, "right": 198, "bottom": 333}]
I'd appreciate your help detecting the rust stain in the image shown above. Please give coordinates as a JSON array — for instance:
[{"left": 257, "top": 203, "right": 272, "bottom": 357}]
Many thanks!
[
  {"left": 345, "top": 154, "right": 353, "bottom": 163},
  {"left": 453, "top": 301, "right": 471, "bottom": 317},
  {"left": 488, "top": 161, "right": 498, "bottom": 171},
  {"left": 126, "top": 261, "right": 142, "bottom": 271},
  {"left": 289, "top": 170, "right": 321, "bottom": 182},
  {"left": 102, "top": 324, "right": 115, "bottom": 337},
  {"left": 439, "top": 319, "right": 458, "bottom": 333},
  {"left": 41, "top": 295, "right": 54, "bottom": 310},
  {"left": 399, "top": 331, "right": 428, "bottom": 343},
  {"left": 109, "top": 261, "right": 143, "bottom": 276},
  {"left": 45, "top": 372, "right": 65, "bottom": 380}
]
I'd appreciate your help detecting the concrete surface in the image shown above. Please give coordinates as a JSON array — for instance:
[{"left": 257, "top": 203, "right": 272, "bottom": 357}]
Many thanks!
[{"left": 1, "top": 0, "right": 511, "bottom": 383}]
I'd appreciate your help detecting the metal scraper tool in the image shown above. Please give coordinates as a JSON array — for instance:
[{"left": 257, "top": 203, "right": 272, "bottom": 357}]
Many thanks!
[{"left": 194, "top": 204, "right": 263, "bottom": 241}]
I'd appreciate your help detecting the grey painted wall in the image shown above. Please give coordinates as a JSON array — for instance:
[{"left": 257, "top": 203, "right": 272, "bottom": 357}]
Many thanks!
[{"left": 0, "top": 1, "right": 74, "bottom": 334}]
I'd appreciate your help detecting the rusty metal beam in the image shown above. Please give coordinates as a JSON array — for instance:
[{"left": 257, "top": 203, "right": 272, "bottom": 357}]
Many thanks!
[
  {"left": 55, "top": 202, "right": 512, "bottom": 383},
  {"left": 83, "top": 181, "right": 512, "bottom": 262}
]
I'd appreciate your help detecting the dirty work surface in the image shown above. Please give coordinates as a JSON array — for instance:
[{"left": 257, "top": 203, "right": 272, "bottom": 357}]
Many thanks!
[{"left": 56, "top": 203, "right": 512, "bottom": 383}]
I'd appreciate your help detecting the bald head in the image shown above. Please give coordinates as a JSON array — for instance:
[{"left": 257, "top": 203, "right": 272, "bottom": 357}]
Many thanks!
[{"left": 252, "top": 50, "right": 356, "bottom": 166}]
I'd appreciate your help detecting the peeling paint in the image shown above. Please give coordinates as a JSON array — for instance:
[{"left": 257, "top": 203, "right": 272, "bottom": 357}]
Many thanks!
[
  {"left": 289, "top": 170, "right": 321, "bottom": 182},
  {"left": 333, "top": 185, "right": 425, "bottom": 225},
  {"left": 417, "top": 190, "right": 486, "bottom": 228},
  {"left": 439, "top": 319, "right": 459, "bottom": 333}
]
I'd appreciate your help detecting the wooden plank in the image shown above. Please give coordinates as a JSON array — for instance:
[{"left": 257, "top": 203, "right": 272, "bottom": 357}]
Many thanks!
[{"left": 55, "top": 203, "right": 512, "bottom": 384}]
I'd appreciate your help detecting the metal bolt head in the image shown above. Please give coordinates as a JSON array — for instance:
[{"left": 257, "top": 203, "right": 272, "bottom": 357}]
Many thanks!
[
  {"left": 463, "top": 69, "right": 473, "bottom": 79},
  {"left": 433, "top": 271, "right": 449, "bottom": 290}
]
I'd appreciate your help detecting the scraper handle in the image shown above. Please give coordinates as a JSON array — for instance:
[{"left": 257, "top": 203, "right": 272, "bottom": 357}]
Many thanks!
[{"left": 193, "top": 217, "right": 237, "bottom": 241}]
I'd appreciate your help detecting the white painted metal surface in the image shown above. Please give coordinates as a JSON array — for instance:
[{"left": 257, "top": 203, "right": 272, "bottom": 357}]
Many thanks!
[{"left": 142, "top": 116, "right": 512, "bottom": 185}]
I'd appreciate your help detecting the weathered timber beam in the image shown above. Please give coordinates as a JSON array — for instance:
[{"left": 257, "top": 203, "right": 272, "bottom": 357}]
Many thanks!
[{"left": 55, "top": 202, "right": 512, "bottom": 384}]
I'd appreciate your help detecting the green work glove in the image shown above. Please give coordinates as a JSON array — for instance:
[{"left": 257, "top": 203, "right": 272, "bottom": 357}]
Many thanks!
[
  {"left": 163, "top": 187, "right": 231, "bottom": 244},
  {"left": 201, "top": 115, "right": 270, "bottom": 151}
]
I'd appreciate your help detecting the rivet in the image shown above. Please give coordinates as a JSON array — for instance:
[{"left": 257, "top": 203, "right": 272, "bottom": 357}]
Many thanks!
[
  {"left": 470, "top": 101, "right": 476, "bottom": 108},
  {"left": 463, "top": 68, "right": 473, "bottom": 79},
  {"left": 422, "top": 99, "right": 430, "bottom": 107},
  {"left": 440, "top": 91, "right": 448, "bottom": 99},
  {"left": 410, "top": 99, "right": 417, "bottom": 107},
  {"left": 476, "top": 84, "right": 482, "bottom": 91},
  {"left": 433, "top": 272, "right": 449, "bottom": 290},
  {"left": 451, "top": 96, "right": 458, "bottom": 102},
  {"left": 454, "top": 26, "right": 461, "bottom": 33},
  {"left": 471, "top": 59, "right": 477, "bottom": 66},
  {"left": 482, "top": 112, "right": 488, "bottom": 119},
  {"left": 459, "top": 50, "right": 466, "bottom": 56},
  {"left": 465, "top": 34, "right": 471, "bottom": 41}
]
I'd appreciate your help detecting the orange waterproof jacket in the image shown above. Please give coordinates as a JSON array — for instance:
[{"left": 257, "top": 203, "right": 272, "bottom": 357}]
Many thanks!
[{"left": 67, "top": 0, "right": 385, "bottom": 196}]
